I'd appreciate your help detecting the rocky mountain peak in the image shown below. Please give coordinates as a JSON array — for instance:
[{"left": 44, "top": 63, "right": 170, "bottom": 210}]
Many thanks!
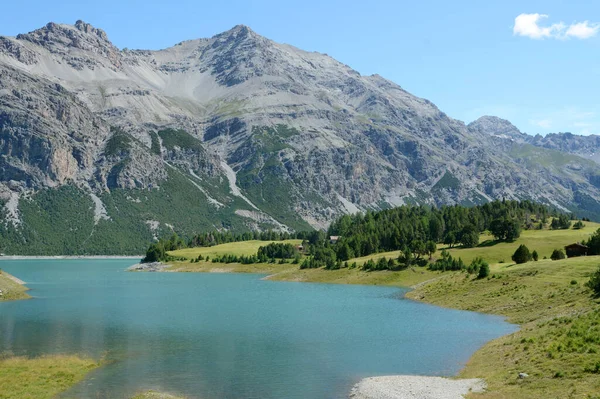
[
  {"left": 73, "top": 20, "right": 111, "bottom": 42},
  {"left": 213, "top": 24, "right": 259, "bottom": 42},
  {"left": 14, "top": 20, "right": 121, "bottom": 70},
  {"left": 468, "top": 115, "right": 525, "bottom": 140}
]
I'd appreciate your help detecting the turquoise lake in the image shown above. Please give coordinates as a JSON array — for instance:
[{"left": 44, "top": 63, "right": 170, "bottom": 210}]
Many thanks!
[{"left": 0, "top": 259, "right": 517, "bottom": 398}]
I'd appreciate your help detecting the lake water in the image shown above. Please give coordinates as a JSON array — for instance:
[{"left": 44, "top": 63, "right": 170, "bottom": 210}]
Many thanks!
[{"left": 0, "top": 259, "right": 517, "bottom": 398}]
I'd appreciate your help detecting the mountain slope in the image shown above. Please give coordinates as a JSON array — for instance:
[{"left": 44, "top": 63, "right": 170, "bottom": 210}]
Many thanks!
[{"left": 0, "top": 21, "right": 599, "bottom": 254}]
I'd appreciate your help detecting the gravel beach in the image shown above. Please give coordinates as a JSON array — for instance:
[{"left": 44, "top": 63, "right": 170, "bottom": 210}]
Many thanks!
[{"left": 349, "top": 376, "right": 486, "bottom": 399}]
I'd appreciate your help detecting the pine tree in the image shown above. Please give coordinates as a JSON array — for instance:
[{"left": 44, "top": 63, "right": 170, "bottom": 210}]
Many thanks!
[{"left": 512, "top": 244, "right": 532, "bottom": 264}]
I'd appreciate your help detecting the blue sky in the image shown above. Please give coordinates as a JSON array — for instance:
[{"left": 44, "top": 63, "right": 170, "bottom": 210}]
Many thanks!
[{"left": 1, "top": 0, "right": 598, "bottom": 136}]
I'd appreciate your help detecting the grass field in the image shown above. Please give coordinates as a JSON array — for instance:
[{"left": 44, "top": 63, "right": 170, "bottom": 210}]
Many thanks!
[
  {"left": 407, "top": 257, "right": 600, "bottom": 399},
  {"left": 445, "top": 222, "right": 600, "bottom": 265},
  {"left": 345, "top": 222, "right": 600, "bottom": 267},
  {"left": 0, "top": 270, "right": 30, "bottom": 301},
  {"left": 0, "top": 355, "right": 100, "bottom": 399},
  {"left": 168, "top": 239, "right": 302, "bottom": 260}
]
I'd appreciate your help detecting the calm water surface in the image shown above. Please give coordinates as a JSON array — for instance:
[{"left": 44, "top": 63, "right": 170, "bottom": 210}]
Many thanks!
[{"left": 0, "top": 259, "right": 517, "bottom": 398}]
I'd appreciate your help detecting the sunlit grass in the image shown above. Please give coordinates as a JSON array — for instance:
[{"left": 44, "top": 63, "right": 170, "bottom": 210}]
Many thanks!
[
  {"left": 168, "top": 239, "right": 301, "bottom": 259},
  {"left": 407, "top": 256, "right": 600, "bottom": 399},
  {"left": 0, "top": 355, "right": 100, "bottom": 399},
  {"left": 0, "top": 270, "right": 30, "bottom": 301}
]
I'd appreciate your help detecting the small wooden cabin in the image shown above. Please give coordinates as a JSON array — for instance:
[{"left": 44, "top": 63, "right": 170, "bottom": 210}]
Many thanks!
[{"left": 564, "top": 243, "right": 589, "bottom": 258}]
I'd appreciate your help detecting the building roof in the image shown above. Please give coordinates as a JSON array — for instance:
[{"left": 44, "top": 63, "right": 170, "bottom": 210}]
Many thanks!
[{"left": 565, "top": 243, "right": 589, "bottom": 249}]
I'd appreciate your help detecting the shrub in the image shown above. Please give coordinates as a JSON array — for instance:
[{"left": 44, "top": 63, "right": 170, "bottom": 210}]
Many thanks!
[
  {"left": 476, "top": 260, "right": 490, "bottom": 279},
  {"left": 573, "top": 220, "right": 585, "bottom": 230},
  {"left": 428, "top": 250, "right": 465, "bottom": 272},
  {"left": 586, "top": 266, "right": 600, "bottom": 297},
  {"left": 551, "top": 249, "right": 566, "bottom": 260},
  {"left": 532, "top": 250, "right": 539, "bottom": 261},
  {"left": 512, "top": 244, "right": 532, "bottom": 264}
]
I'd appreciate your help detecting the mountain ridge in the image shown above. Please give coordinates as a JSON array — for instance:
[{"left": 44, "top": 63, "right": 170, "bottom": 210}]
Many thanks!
[{"left": 0, "top": 20, "right": 599, "bottom": 254}]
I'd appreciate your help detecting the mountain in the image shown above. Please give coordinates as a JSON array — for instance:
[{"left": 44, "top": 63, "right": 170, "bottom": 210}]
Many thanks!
[
  {"left": 0, "top": 21, "right": 599, "bottom": 254},
  {"left": 469, "top": 116, "right": 600, "bottom": 164},
  {"left": 529, "top": 133, "right": 600, "bottom": 164}
]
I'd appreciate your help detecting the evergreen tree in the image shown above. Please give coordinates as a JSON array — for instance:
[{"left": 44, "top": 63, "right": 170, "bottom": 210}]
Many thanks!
[
  {"left": 425, "top": 240, "right": 437, "bottom": 259},
  {"left": 459, "top": 225, "right": 479, "bottom": 248},
  {"left": 584, "top": 229, "right": 600, "bottom": 255},
  {"left": 512, "top": 244, "right": 532, "bottom": 264},
  {"left": 550, "top": 214, "right": 572, "bottom": 230}
]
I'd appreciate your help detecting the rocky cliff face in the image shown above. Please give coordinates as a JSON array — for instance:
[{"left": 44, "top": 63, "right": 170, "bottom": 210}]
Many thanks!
[{"left": 0, "top": 21, "right": 599, "bottom": 253}]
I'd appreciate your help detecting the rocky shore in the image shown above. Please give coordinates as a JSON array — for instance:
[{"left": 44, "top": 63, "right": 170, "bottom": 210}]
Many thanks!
[
  {"left": 349, "top": 376, "right": 486, "bottom": 399},
  {"left": 127, "top": 262, "right": 169, "bottom": 272}
]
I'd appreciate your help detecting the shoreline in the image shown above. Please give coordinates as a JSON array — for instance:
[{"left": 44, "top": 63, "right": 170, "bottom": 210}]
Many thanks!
[{"left": 349, "top": 376, "right": 486, "bottom": 399}]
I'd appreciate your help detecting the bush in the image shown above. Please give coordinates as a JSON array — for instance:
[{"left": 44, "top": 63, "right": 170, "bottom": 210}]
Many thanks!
[
  {"left": 476, "top": 259, "right": 490, "bottom": 279},
  {"left": 586, "top": 266, "right": 600, "bottom": 297},
  {"left": 551, "top": 214, "right": 572, "bottom": 230},
  {"left": 551, "top": 249, "right": 566, "bottom": 260},
  {"left": 532, "top": 250, "right": 539, "bottom": 261},
  {"left": 512, "top": 244, "right": 532, "bottom": 264},
  {"left": 573, "top": 220, "right": 585, "bottom": 230}
]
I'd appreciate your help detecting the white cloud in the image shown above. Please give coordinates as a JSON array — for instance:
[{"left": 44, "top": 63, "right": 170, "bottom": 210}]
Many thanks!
[
  {"left": 566, "top": 21, "right": 600, "bottom": 39},
  {"left": 514, "top": 14, "right": 564, "bottom": 39},
  {"left": 513, "top": 13, "right": 599, "bottom": 40}
]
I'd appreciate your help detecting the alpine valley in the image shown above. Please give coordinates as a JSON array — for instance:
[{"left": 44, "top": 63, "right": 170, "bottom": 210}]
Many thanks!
[{"left": 1, "top": 21, "right": 599, "bottom": 255}]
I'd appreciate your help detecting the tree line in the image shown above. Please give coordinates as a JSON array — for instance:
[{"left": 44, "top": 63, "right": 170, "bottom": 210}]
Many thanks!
[{"left": 324, "top": 200, "right": 555, "bottom": 265}]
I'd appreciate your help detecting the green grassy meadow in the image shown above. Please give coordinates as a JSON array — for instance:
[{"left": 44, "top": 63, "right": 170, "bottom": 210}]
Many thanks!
[
  {"left": 0, "top": 355, "right": 100, "bottom": 399},
  {"left": 343, "top": 222, "right": 600, "bottom": 267},
  {"left": 169, "top": 239, "right": 301, "bottom": 260},
  {"left": 0, "top": 270, "right": 30, "bottom": 301}
]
